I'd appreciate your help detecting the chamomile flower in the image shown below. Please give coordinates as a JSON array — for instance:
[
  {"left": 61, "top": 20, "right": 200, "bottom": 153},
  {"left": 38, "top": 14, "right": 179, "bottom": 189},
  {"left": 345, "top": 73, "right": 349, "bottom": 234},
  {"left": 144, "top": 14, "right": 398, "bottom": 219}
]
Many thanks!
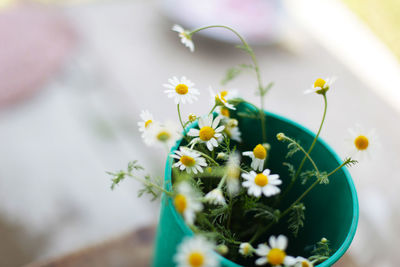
[
  {"left": 209, "top": 87, "right": 238, "bottom": 110},
  {"left": 172, "top": 24, "right": 195, "bottom": 52},
  {"left": 204, "top": 188, "right": 226, "bottom": 206},
  {"left": 137, "top": 110, "right": 155, "bottom": 145},
  {"left": 226, "top": 153, "right": 241, "bottom": 196},
  {"left": 163, "top": 76, "right": 200, "bottom": 104},
  {"left": 294, "top": 257, "right": 313, "bottom": 267},
  {"left": 304, "top": 77, "right": 336, "bottom": 95},
  {"left": 239, "top": 242, "right": 254, "bottom": 257},
  {"left": 174, "top": 182, "right": 203, "bottom": 225},
  {"left": 242, "top": 169, "right": 281, "bottom": 198},
  {"left": 188, "top": 114, "right": 225, "bottom": 151},
  {"left": 224, "top": 122, "right": 242, "bottom": 142},
  {"left": 172, "top": 147, "right": 208, "bottom": 174},
  {"left": 174, "top": 236, "right": 219, "bottom": 267},
  {"left": 188, "top": 113, "right": 197, "bottom": 122},
  {"left": 242, "top": 144, "right": 267, "bottom": 171},
  {"left": 218, "top": 106, "right": 231, "bottom": 118},
  {"left": 255, "top": 235, "right": 296, "bottom": 266},
  {"left": 347, "top": 124, "right": 379, "bottom": 160},
  {"left": 150, "top": 121, "right": 181, "bottom": 148},
  {"left": 137, "top": 110, "right": 154, "bottom": 133}
]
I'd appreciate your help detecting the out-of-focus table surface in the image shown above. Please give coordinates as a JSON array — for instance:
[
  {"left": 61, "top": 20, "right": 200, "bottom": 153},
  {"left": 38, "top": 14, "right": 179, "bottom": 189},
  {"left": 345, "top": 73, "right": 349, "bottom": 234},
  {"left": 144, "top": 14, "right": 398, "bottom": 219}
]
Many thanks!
[{"left": 25, "top": 226, "right": 357, "bottom": 267}]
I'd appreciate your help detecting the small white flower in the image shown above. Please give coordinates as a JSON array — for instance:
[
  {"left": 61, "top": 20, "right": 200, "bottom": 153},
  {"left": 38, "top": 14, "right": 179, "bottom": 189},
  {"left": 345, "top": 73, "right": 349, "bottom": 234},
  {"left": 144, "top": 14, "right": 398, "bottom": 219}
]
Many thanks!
[
  {"left": 204, "top": 188, "right": 226, "bottom": 206},
  {"left": 242, "top": 169, "right": 281, "bottom": 198},
  {"left": 255, "top": 235, "right": 296, "bottom": 266},
  {"left": 137, "top": 110, "right": 155, "bottom": 145},
  {"left": 137, "top": 110, "right": 154, "bottom": 133},
  {"left": 174, "top": 236, "right": 219, "bottom": 267},
  {"left": 164, "top": 76, "right": 200, "bottom": 104},
  {"left": 294, "top": 257, "right": 313, "bottom": 267},
  {"left": 174, "top": 182, "right": 203, "bottom": 225},
  {"left": 149, "top": 121, "right": 181, "bottom": 148},
  {"left": 172, "top": 147, "right": 208, "bottom": 174},
  {"left": 188, "top": 113, "right": 197, "bottom": 122},
  {"left": 188, "top": 114, "right": 225, "bottom": 151},
  {"left": 224, "top": 124, "right": 242, "bottom": 142},
  {"left": 226, "top": 153, "right": 241, "bottom": 196},
  {"left": 304, "top": 77, "right": 336, "bottom": 95},
  {"left": 216, "top": 152, "right": 227, "bottom": 160},
  {"left": 242, "top": 144, "right": 267, "bottom": 171},
  {"left": 347, "top": 124, "right": 379, "bottom": 160},
  {"left": 172, "top": 24, "right": 195, "bottom": 52},
  {"left": 209, "top": 87, "right": 238, "bottom": 110},
  {"left": 239, "top": 242, "right": 254, "bottom": 257}
]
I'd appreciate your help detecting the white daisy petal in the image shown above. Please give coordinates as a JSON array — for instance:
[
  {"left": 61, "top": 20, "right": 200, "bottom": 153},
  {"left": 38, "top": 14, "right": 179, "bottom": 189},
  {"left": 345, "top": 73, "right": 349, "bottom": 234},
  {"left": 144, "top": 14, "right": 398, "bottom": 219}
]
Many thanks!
[
  {"left": 284, "top": 255, "right": 296, "bottom": 266},
  {"left": 276, "top": 235, "right": 288, "bottom": 250},
  {"left": 255, "top": 257, "right": 268, "bottom": 265},
  {"left": 255, "top": 244, "right": 270, "bottom": 256}
]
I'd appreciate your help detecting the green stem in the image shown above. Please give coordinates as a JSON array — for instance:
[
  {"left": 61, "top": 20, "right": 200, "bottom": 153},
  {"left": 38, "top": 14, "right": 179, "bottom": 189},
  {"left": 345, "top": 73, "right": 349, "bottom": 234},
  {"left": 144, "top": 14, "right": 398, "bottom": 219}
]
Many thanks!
[
  {"left": 280, "top": 179, "right": 320, "bottom": 219},
  {"left": 190, "top": 25, "right": 266, "bottom": 143},
  {"left": 192, "top": 149, "right": 220, "bottom": 166},
  {"left": 327, "top": 160, "right": 347, "bottom": 177},
  {"left": 127, "top": 174, "right": 173, "bottom": 197},
  {"left": 177, "top": 103, "right": 186, "bottom": 133},
  {"left": 281, "top": 94, "right": 327, "bottom": 198},
  {"left": 209, "top": 103, "right": 218, "bottom": 115},
  {"left": 249, "top": 221, "right": 274, "bottom": 244},
  {"left": 217, "top": 174, "right": 227, "bottom": 189},
  {"left": 282, "top": 136, "right": 320, "bottom": 176},
  {"left": 226, "top": 195, "right": 233, "bottom": 229}
]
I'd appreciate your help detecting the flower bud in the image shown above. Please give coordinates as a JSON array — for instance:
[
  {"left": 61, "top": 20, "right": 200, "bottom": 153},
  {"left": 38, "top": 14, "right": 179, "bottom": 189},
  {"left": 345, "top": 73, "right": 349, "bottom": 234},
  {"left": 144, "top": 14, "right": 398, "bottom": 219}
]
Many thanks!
[
  {"left": 188, "top": 113, "right": 197, "bottom": 122},
  {"left": 216, "top": 244, "right": 229, "bottom": 255},
  {"left": 276, "top": 133, "right": 285, "bottom": 141},
  {"left": 217, "top": 152, "right": 227, "bottom": 160}
]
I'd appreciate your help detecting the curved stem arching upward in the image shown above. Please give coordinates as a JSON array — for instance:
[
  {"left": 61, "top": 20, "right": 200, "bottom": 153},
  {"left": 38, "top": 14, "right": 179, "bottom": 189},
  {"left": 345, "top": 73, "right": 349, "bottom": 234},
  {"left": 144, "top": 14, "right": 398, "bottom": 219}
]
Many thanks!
[{"left": 190, "top": 25, "right": 267, "bottom": 142}]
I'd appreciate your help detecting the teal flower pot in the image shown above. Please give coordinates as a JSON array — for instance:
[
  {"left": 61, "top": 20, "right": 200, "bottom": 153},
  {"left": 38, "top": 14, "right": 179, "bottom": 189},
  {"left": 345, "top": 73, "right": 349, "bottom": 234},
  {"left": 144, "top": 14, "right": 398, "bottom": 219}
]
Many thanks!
[{"left": 153, "top": 102, "right": 358, "bottom": 267}]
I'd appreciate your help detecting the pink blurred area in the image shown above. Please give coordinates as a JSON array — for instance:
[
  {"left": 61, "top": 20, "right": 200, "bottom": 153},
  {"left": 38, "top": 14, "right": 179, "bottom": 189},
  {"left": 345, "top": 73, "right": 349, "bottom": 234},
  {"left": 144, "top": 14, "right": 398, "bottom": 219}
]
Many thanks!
[
  {"left": 0, "top": 3, "right": 76, "bottom": 108},
  {"left": 162, "top": 0, "right": 285, "bottom": 44}
]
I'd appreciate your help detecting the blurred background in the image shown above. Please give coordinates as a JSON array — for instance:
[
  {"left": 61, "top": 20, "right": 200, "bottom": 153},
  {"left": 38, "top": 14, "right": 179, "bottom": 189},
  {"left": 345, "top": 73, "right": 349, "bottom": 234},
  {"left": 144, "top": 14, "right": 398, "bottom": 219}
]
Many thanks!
[{"left": 1, "top": 0, "right": 399, "bottom": 266}]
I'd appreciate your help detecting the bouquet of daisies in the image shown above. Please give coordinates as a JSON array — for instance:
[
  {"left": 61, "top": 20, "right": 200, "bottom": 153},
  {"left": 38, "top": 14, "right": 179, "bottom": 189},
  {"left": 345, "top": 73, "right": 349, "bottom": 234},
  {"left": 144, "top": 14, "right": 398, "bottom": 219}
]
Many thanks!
[{"left": 109, "top": 24, "right": 375, "bottom": 267}]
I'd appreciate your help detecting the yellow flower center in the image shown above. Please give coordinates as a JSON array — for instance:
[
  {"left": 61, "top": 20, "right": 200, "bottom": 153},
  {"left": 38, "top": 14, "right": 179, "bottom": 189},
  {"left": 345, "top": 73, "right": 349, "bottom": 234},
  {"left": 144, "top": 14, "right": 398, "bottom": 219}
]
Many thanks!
[
  {"left": 267, "top": 248, "right": 286, "bottom": 266},
  {"left": 180, "top": 155, "right": 196, "bottom": 167},
  {"left": 188, "top": 252, "right": 204, "bottom": 267},
  {"left": 254, "top": 173, "right": 268, "bottom": 187},
  {"left": 175, "top": 84, "right": 189, "bottom": 95},
  {"left": 354, "top": 135, "right": 369, "bottom": 150},
  {"left": 174, "top": 194, "right": 187, "bottom": 214},
  {"left": 302, "top": 260, "right": 311, "bottom": 267},
  {"left": 314, "top": 78, "right": 326, "bottom": 88},
  {"left": 157, "top": 131, "right": 171, "bottom": 142},
  {"left": 199, "top": 126, "right": 215, "bottom": 141},
  {"left": 188, "top": 113, "right": 197, "bottom": 122},
  {"left": 215, "top": 91, "right": 229, "bottom": 104},
  {"left": 180, "top": 32, "right": 192, "bottom": 40},
  {"left": 221, "top": 107, "right": 230, "bottom": 117},
  {"left": 220, "top": 91, "right": 228, "bottom": 101},
  {"left": 144, "top": 119, "right": 152, "bottom": 128},
  {"left": 242, "top": 244, "right": 250, "bottom": 255},
  {"left": 253, "top": 144, "right": 267, "bottom": 159}
]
